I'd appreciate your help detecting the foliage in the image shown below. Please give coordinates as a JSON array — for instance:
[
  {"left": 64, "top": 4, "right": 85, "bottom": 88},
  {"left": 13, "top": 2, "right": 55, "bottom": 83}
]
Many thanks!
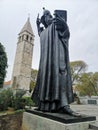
[
  {"left": 12, "top": 90, "right": 26, "bottom": 110},
  {"left": 70, "top": 60, "right": 87, "bottom": 85},
  {"left": 22, "top": 96, "right": 35, "bottom": 108},
  {"left": 0, "top": 89, "right": 13, "bottom": 111},
  {"left": 30, "top": 81, "right": 36, "bottom": 92},
  {"left": 70, "top": 60, "right": 98, "bottom": 96},
  {"left": 0, "top": 43, "right": 8, "bottom": 88},
  {"left": 30, "top": 69, "right": 38, "bottom": 92},
  {"left": 15, "top": 109, "right": 25, "bottom": 114},
  {"left": 0, "top": 89, "right": 34, "bottom": 111},
  {"left": 31, "top": 69, "right": 38, "bottom": 82},
  {"left": 76, "top": 72, "right": 98, "bottom": 96}
]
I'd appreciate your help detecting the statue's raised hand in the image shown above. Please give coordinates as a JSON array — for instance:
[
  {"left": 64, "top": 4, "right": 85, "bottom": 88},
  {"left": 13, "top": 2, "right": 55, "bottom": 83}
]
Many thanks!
[{"left": 36, "top": 14, "right": 40, "bottom": 26}]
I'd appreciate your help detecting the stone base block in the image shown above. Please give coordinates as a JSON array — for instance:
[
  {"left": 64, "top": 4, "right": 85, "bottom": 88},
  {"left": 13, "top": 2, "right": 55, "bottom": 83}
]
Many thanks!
[
  {"left": 22, "top": 112, "right": 96, "bottom": 130},
  {"left": 26, "top": 109, "right": 96, "bottom": 124}
]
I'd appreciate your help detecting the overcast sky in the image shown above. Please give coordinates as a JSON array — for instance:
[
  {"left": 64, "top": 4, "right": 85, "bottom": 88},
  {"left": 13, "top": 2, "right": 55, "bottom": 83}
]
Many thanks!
[{"left": 0, "top": 0, "right": 98, "bottom": 81}]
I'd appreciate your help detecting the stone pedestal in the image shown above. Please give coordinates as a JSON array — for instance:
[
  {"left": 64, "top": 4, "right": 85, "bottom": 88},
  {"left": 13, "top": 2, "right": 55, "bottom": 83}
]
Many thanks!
[{"left": 22, "top": 109, "right": 96, "bottom": 130}]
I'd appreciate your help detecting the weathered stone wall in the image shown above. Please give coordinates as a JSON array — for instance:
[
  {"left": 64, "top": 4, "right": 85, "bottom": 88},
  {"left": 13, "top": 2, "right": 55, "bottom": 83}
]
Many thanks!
[
  {"left": 0, "top": 113, "right": 23, "bottom": 130},
  {"left": 79, "top": 96, "right": 98, "bottom": 105}
]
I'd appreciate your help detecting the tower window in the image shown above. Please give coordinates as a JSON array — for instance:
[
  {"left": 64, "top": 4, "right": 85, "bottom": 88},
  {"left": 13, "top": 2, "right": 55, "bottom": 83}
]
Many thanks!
[
  {"left": 26, "top": 35, "right": 29, "bottom": 41},
  {"left": 30, "top": 37, "right": 32, "bottom": 42}
]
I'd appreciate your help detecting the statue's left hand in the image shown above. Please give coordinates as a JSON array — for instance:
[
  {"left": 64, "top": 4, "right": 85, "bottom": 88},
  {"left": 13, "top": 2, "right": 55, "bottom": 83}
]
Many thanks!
[{"left": 54, "top": 14, "right": 67, "bottom": 32}]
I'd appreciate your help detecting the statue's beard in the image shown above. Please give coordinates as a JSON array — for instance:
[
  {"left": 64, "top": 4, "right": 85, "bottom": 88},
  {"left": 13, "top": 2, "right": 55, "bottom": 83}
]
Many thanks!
[{"left": 45, "top": 18, "right": 53, "bottom": 26}]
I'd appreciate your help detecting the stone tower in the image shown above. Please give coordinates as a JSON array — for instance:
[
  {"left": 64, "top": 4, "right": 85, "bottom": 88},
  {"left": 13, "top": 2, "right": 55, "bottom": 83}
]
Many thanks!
[{"left": 11, "top": 18, "right": 34, "bottom": 90}]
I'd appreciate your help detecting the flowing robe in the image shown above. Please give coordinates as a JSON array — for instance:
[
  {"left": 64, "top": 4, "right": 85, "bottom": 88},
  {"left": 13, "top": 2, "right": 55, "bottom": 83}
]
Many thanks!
[{"left": 32, "top": 22, "right": 74, "bottom": 111}]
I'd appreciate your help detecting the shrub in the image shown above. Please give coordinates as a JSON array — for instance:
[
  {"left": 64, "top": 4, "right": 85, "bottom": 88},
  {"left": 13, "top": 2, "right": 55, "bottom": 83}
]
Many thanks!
[
  {"left": 0, "top": 89, "right": 13, "bottom": 111},
  {"left": 0, "top": 89, "right": 35, "bottom": 111},
  {"left": 22, "top": 97, "right": 35, "bottom": 108},
  {"left": 11, "top": 89, "right": 26, "bottom": 110}
]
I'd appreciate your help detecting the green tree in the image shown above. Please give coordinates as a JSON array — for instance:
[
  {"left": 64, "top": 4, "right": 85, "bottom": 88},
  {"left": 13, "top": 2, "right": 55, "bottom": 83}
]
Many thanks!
[
  {"left": 76, "top": 72, "right": 98, "bottom": 96},
  {"left": 70, "top": 60, "right": 87, "bottom": 85},
  {"left": 0, "top": 43, "right": 8, "bottom": 88},
  {"left": 89, "top": 72, "right": 98, "bottom": 95}
]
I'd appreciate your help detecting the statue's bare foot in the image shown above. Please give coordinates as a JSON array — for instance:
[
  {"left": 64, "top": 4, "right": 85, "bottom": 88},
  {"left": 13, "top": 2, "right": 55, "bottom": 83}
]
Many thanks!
[{"left": 61, "top": 105, "right": 81, "bottom": 117}]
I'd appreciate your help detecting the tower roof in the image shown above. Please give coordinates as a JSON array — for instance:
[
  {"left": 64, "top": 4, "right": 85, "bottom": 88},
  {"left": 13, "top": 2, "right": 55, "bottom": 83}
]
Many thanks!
[{"left": 19, "top": 17, "right": 34, "bottom": 36}]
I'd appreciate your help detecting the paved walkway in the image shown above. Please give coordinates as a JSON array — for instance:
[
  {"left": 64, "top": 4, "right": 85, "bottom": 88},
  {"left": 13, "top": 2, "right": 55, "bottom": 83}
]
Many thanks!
[{"left": 71, "top": 104, "right": 98, "bottom": 120}]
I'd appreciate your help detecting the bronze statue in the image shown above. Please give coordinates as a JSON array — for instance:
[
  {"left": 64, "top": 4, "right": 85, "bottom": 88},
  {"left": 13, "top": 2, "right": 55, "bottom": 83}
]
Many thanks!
[{"left": 32, "top": 8, "right": 80, "bottom": 116}]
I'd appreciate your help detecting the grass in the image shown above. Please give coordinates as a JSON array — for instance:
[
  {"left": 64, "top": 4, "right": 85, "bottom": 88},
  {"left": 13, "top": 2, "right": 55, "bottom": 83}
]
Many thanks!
[{"left": 0, "top": 109, "right": 24, "bottom": 116}]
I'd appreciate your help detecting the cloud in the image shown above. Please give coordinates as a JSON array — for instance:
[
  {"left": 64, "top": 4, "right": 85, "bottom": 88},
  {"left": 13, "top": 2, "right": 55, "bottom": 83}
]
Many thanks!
[{"left": 0, "top": 0, "right": 98, "bottom": 81}]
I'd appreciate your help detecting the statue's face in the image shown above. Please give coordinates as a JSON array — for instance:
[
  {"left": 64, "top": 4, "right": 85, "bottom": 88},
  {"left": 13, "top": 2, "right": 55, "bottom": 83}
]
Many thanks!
[{"left": 44, "top": 13, "right": 53, "bottom": 26}]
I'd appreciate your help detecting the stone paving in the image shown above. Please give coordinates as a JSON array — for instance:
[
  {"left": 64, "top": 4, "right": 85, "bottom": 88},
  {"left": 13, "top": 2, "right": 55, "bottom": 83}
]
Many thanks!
[{"left": 71, "top": 104, "right": 98, "bottom": 121}]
